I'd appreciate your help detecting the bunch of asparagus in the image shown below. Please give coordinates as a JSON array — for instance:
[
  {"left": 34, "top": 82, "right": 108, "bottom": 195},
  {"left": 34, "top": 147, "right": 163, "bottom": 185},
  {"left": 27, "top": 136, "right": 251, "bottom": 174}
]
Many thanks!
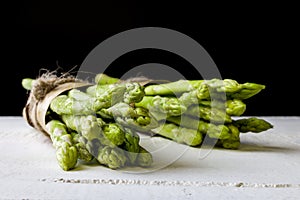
[
  {"left": 22, "top": 73, "right": 273, "bottom": 171},
  {"left": 134, "top": 78, "right": 273, "bottom": 149},
  {"left": 22, "top": 75, "right": 154, "bottom": 171}
]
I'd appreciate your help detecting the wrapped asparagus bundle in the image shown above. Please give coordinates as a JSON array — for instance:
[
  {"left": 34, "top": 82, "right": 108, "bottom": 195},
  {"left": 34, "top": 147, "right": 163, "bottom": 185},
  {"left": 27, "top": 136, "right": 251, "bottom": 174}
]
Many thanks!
[{"left": 22, "top": 71, "right": 273, "bottom": 171}]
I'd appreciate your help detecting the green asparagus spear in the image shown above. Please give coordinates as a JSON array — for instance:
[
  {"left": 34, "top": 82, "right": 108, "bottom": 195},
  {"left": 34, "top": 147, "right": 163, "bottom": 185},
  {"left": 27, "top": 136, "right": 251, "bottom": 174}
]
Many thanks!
[
  {"left": 115, "top": 116, "right": 157, "bottom": 134},
  {"left": 121, "top": 127, "right": 140, "bottom": 165},
  {"left": 123, "top": 82, "right": 145, "bottom": 104},
  {"left": 88, "top": 82, "right": 145, "bottom": 105},
  {"left": 95, "top": 73, "right": 120, "bottom": 85},
  {"left": 151, "top": 122, "right": 203, "bottom": 146},
  {"left": 136, "top": 147, "right": 153, "bottom": 167},
  {"left": 179, "top": 79, "right": 265, "bottom": 108},
  {"left": 228, "top": 82, "right": 266, "bottom": 100},
  {"left": 203, "top": 79, "right": 266, "bottom": 100},
  {"left": 50, "top": 95, "right": 102, "bottom": 115},
  {"left": 225, "top": 99, "right": 246, "bottom": 116},
  {"left": 135, "top": 96, "right": 187, "bottom": 116},
  {"left": 233, "top": 117, "right": 273, "bottom": 133},
  {"left": 98, "top": 102, "right": 159, "bottom": 132},
  {"left": 144, "top": 80, "right": 204, "bottom": 95},
  {"left": 55, "top": 143, "right": 78, "bottom": 170},
  {"left": 45, "top": 120, "right": 78, "bottom": 171},
  {"left": 135, "top": 107, "right": 155, "bottom": 126},
  {"left": 196, "top": 81, "right": 215, "bottom": 100},
  {"left": 217, "top": 124, "right": 240, "bottom": 149},
  {"left": 97, "top": 146, "right": 127, "bottom": 169},
  {"left": 144, "top": 78, "right": 237, "bottom": 100},
  {"left": 199, "top": 99, "right": 246, "bottom": 116},
  {"left": 86, "top": 83, "right": 126, "bottom": 107},
  {"left": 166, "top": 116, "right": 232, "bottom": 140},
  {"left": 205, "top": 79, "right": 240, "bottom": 93},
  {"left": 178, "top": 90, "right": 202, "bottom": 107},
  {"left": 85, "top": 85, "right": 104, "bottom": 97},
  {"left": 97, "top": 102, "right": 136, "bottom": 119},
  {"left": 62, "top": 115, "right": 104, "bottom": 142},
  {"left": 68, "top": 89, "right": 91, "bottom": 101},
  {"left": 184, "top": 105, "right": 232, "bottom": 123},
  {"left": 68, "top": 89, "right": 108, "bottom": 111},
  {"left": 102, "top": 123, "right": 125, "bottom": 146},
  {"left": 22, "top": 78, "right": 35, "bottom": 90},
  {"left": 71, "top": 132, "right": 94, "bottom": 162}
]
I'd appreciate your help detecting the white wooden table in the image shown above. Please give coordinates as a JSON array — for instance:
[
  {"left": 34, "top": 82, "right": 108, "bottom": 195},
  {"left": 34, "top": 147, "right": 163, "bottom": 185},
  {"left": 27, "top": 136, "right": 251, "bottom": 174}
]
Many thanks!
[{"left": 0, "top": 116, "right": 299, "bottom": 200}]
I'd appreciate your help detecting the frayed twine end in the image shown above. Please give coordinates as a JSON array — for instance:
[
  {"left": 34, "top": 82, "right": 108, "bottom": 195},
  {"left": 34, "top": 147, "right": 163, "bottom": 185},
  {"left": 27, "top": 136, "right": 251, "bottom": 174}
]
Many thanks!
[{"left": 31, "top": 70, "right": 78, "bottom": 101}]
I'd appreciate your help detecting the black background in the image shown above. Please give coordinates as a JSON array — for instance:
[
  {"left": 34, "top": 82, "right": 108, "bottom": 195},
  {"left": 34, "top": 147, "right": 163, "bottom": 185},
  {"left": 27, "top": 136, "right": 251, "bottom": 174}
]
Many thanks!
[{"left": 2, "top": 1, "right": 299, "bottom": 116}]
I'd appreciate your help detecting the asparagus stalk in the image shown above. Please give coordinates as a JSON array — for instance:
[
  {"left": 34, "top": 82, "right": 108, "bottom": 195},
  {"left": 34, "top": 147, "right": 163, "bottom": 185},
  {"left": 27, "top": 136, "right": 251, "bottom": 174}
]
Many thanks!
[
  {"left": 151, "top": 123, "right": 203, "bottom": 146},
  {"left": 86, "top": 83, "right": 126, "bottom": 106},
  {"left": 87, "top": 82, "right": 145, "bottom": 105},
  {"left": 97, "top": 146, "right": 127, "bottom": 169},
  {"left": 199, "top": 99, "right": 246, "bottom": 116},
  {"left": 95, "top": 73, "right": 120, "bottom": 85},
  {"left": 136, "top": 147, "right": 153, "bottom": 167},
  {"left": 178, "top": 90, "right": 204, "bottom": 108},
  {"left": 45, "top": 120, "right": 78, "bottom": 171},
  {"left": 144, "top": 80, "right": 204, "bottom": 95},
  {"left": 68, "top": 89, "right": 108, "bottom": 112},
  {"left": 68, "top": 88, "right": 95, "bottom": 101},
  {"left": 228, "top": 82, "right": 266, "bottom": 100},
  {"left": 233, "top": 117, "right": 273, "bottom": 133},
  {"left": 102, "top": 123, "right": 125, "bottom": 146},
  {"left": 135, "top": 96, "right": 187, "bottom": 116},
  {"left": 166, "top": 116, "right": 232, "bottom": 140},
  {"left": 71, "top": 132, "right": 94, "bottom": 162},
  {"left": 195, "top": 79, "right": 265, "bottom": 100},
  {"left": 98, "top": 102, "right": 159, "bottom": 132},
  {"left": 180, "top": 99, "right": 246, "bottom": 123},
  {"left": 216, "top": 124, "right": 240, "bottom": 149},
  {"left": 224, "top": 99, "right": 246, "bottom": 116},
  {"left": 121, "top": 127, "right": 140, "bottom": 165},
  {"left": 184, "top": 105, "right": 232, "bottom": 123},
  {"left": 50, "top": 95, "right": 102, "bottom": 115},
  {"left": 85, "top": 85, "right": 104, "bottom": 97},
  {"left": 22, "top": 78, "right": 35, "bottom": 90},
  {"left": 144, "top": 79, "right": 244, "bottom": 97},
  {"left": 178, "top": 79, "right": 265, "bottom": 108},
  {"left": 123, "top": 82, "right": 145, "bottom": 104}
]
